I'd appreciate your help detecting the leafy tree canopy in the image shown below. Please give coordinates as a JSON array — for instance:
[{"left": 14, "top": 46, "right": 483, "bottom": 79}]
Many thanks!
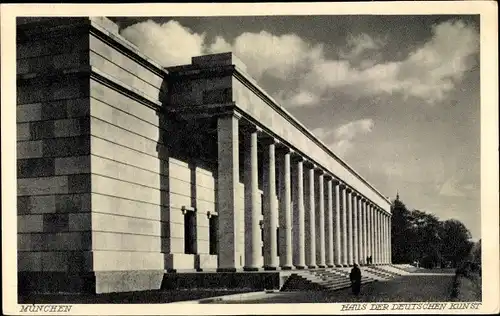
[{"left": 390, "top": 195, "right": 474, "bottom": 268}]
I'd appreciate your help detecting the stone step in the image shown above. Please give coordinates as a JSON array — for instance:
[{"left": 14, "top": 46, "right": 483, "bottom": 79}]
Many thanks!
[
  {"left": 391, "top": 264, "right": 420, "bottom": 273},
  {"left": 361, "top": 269, "right": 390, "bottom": 281},
  {"left": 364, "top": 267, "right": 395, "bottom": 278},
  {"left": 323, "top": 279, "right": 373, "bottom": 291},
  {"left": 370, "top": 265, "right": 405, "bottom": 277},
  {"left": 280, "top": 269, "right": 377, "bottom": 292},
  {"left": 320, "top": 278, "right": 371, "bottom": 288},
  {"left": 378, "top": 265, "right": 412, "bottom": 276}
]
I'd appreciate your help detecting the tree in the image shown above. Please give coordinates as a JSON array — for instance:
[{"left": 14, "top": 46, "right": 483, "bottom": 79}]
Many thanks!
[
  {"left": 472, "top": 239, "right": 481, "bottom": 264},
  {"left": 411, "top": 210, "right": 443, "bottom": 268},
  {"left": 439, "top": 219, "right": 473, "bottom": 267},
  {"left": 391, "top": 198, "right": 415, "bottom": 263},
  {"left": 390, "top": 195, "right": 474, "bottom": 268}
]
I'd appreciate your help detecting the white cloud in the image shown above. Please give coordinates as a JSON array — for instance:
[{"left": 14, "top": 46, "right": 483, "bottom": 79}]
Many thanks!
[
  {"left": 339, "top": 33, "right": 387, "bottom": 61},
  {"left": 120, "top": 20, "right": 206, "bottom": 67},
  {"left": 311, "top": 126, "right": 335, "bottom": 141},
  {"left": 120, "top": 19, "right": 478, "bottom": 108},
  {"left": 286, "top": 20, "right": 479, "bottom": 107},
  {"left": 312, "top": 119, "right": 374, "bottom": 158},
  {"left": 462, "top": 183, "right": 476, "bottom": 191},
  {"left": 334, "top": 118, "right": 374, "bottom": 140},
  {"left": 209, "top": 36, "right": 232, "bottom": 53},
  {"left": 288, "top": 90, "right": 320, "bottom": 107},
  {"left": 121, "top": 20, "right": 324, "bottom": 82},
  {"left": 439, "top": 176, "right": 466, "bottom": 197},
  {"left": 217, "top": 31, "right": 324, "bottom": 80}
]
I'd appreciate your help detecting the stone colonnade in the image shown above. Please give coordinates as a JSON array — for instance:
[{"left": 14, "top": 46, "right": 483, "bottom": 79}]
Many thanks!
[{"left": 217, "top": 113, "right": 392, "bottom": 271}]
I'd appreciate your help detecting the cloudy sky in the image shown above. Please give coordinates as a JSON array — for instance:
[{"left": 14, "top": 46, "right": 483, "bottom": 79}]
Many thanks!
[{"left": 109, "top": 15, "right": 480, "bottom": 239}]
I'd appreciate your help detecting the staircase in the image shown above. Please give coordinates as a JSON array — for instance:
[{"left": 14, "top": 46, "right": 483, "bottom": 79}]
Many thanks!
[
  {"left": 390, "top": 264, "right": 420, "bottom": 273},
  {"left": 360, "top": 266, "right": 392, "bottom": 279},
  {"left": 370, "top": 265, "right": 407, "bottom": 277},
  {"left": 281, "top": 268, "right": 375, "bottom": 292}
]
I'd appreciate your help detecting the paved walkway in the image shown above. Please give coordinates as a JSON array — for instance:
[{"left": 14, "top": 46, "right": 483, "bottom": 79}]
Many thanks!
[{"left": 215, "top": 269, "right": 456, "bottom": 303}]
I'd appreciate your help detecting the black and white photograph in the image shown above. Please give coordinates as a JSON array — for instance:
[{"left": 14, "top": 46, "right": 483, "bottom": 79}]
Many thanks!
[{"left": 1, "top": 2, "right": 498, "bottom": 315}]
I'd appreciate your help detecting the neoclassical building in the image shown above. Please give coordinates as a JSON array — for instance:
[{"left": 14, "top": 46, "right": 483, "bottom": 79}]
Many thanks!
[{"left": 17, "top": 17, "right": 392, "bottom": 294}]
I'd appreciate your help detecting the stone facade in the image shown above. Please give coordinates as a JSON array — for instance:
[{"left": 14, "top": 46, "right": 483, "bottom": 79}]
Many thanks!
[{"left": 17, "top": 17, "right": 392, "bottom": 294}]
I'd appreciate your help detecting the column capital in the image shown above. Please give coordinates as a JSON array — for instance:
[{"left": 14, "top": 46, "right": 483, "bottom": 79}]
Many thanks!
[
  {"left": 345, "top": 187, "right": 352, "bottom": 193},
  {"left": 324, "top": 174, "right": 339, "bottom": 184},
  {"left": 275, "top": 143, "right": 294, "bottom": 155},
  {"left": 260, "top": 134, "right": 280, "bottom": 146},
  {"left": 290, "top": 151, "right": 305, "bottom": 161},
  {"left": 303, "top": 160, "right": 317, "bottom": 169},
  {"left": 240, "top": 121, "right": 262, "bottom": 134},
  {"left": 314, "top": 168, "right": 325, "bottom": 175},
  {"left": 219, "top": 109, "right": 243, "bottom": 120}
]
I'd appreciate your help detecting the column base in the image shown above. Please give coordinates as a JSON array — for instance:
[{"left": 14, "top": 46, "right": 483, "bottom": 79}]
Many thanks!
[
  {"left": 243, "top": 267, "right": 261, "bottom": 271},
  {"left": 335, "top": 264, "right": 343, "bottom": 268},
  {"left": 327, "top": 264, "right": 334, "bottom": 268},
  {"left": 217, "top": 268, "right": 238, "bottom": 272},
  {"left": 280, "top": 266, "right": 293, "bottom": 270},
  {"left": 294, "top": 265, "right": 306, "bottom": 270},
  {"left": 307, "top": 265, "right": 317, "bottom": 269},
  {"left": 317, "top": 264, "right": 326, "bottom": 268},
  {"left": 264, "top": 266, "right": 278, "bottom": 271}
]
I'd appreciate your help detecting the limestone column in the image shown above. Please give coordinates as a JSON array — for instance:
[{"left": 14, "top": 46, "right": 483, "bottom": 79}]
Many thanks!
[
  {"left": 384, "top": 214, "right": 389, "bottom": 264},
  {"left": 351, "top": 192, "right": 358, "bottom": 265},
  {"left": 263, "top": 138, "right": 278, "bottom": 270},
  {"left": 243, "top": 126, "right": 260, "bottom": 271},
  {"left": 333, "top": 180, "right": 342, "bottom": 267},
  {"left": 375, "top": 207, "right": 382, "bottom": 264},
  {"left": 346, "top": 188, "right": 354, "bottom": 266},
  {"left": 292, "top": 156, "right": 305, "bottom": 269},
  {"left": 305, "top": 163, "right": 316, "bottom": 268},
  {"left": 374, "top": 209, "right": 379, "bottom": 264},
  {"left": 389, "top": 214, "right": 392, "bottom": 264},
  {"left": 385, "top": 214, "right": 388, "bottom": 264},
  {"left": 216, "top": 113, "right": 240, "bottom": 271},
  {"left": 356, "top": 196, "right": 363, "bottom": 264},
  {"left": 316, "top": 170, "right": 326, "bottom": 268},
  {"left": 386, "top": 213, "right": 390, "bottom": 264},
  {"left": 367, "top": 203, "right": 372, "bottom": 264},
  {"left": 377, "top": 209, "right": 382, "bottom": 264},
  {"left": 384, "top": 213, "right": 388, "bottom": 264},
  {"left": 278, "top": 147, "right": 293, "bottom": 269},
  {"left": 340, "top": 185, "right": 348, "bottom": 266},
  {"left": 387, "top": 214, "right": 390, "bottom": 264},
  {"left": 325, "top": 176, "right": 334, "bottom": 267},
  {"left": 373, "top": 205, "right": 378, "bottom": 264},
  {"left": 372, "top": 205, "right": 376, "bottom": 264},
  {"left": 361, "top": 199, "right": 367, "bottom": 265},
  {"left": 380, "top": 210, "right": 387, "bottom": 264}
]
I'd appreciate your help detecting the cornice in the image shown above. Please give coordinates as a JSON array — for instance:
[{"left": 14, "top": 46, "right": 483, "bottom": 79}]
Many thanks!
[
  {"left": 90, "top": 66, "right": 161, "bottom": 111},
  {"left": 89, "top": 21, "right": 168, "bottom": 79}
]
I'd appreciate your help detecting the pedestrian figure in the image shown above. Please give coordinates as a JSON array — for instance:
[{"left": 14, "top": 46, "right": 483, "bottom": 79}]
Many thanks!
[
  {"left": 350, "top": 263, "right": 362, "bottom": 295},
  {"left": 368, "top": 255, "right": 372, "bottom": 265}
]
